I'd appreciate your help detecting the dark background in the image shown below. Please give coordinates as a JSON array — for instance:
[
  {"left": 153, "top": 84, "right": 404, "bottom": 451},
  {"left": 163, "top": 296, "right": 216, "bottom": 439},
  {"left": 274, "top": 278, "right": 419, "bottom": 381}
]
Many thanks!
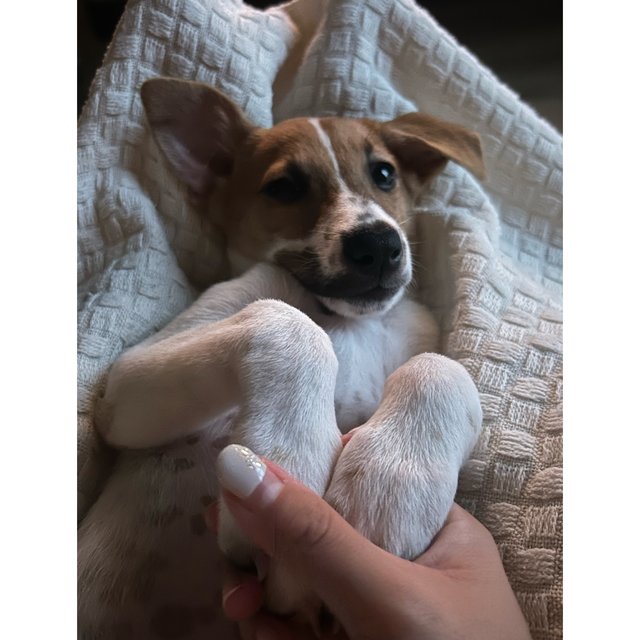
[{"left": 78, "top": 0, "right": 562, "bottom": 130}]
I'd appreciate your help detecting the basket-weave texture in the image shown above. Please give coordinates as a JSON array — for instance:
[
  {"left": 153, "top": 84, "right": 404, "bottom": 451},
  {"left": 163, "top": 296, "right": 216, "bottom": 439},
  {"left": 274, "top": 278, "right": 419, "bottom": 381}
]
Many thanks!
[{"left": 78, "top": 1, "right": 562, "bottom": 637}]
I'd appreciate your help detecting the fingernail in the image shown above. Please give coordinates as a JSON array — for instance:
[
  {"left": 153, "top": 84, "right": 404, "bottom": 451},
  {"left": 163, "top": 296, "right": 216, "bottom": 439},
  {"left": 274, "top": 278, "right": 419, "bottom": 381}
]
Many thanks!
[
  {"left": 217, "top": 445, "right": 285, "bottom": 519},
  {"left": 217, "top": 445, "right": 267, "bottom": 498},
  {"left": 216, "top": 444, "right": 285, "bottom": 555}
]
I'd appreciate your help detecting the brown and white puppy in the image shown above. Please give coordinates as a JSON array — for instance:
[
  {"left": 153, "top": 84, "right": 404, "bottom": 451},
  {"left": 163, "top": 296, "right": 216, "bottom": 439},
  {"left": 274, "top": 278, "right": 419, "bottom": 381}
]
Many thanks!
[{"left": 94, "top": 78, "right": 484, "bottom": 631}]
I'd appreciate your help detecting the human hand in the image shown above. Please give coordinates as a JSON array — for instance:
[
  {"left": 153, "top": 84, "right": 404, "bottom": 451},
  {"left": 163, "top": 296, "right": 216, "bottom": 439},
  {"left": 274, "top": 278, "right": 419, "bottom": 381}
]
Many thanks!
[{"left": 208, "top": 444, "right": 532, "bottom": 640}]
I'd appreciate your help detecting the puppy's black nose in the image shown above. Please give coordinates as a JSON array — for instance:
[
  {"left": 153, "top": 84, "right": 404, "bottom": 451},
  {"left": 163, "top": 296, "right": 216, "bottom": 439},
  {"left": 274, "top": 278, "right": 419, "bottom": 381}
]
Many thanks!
[{"left": 342, "top": 227, "right": 403, "bottom": 276}]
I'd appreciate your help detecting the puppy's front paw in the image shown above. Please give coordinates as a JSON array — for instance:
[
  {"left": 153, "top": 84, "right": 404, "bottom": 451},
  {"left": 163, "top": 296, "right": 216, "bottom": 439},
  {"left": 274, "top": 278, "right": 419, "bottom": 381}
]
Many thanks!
[
  {"left": 325, "top": 426, "right": 458, "bottom": 558},
  {"left": 325, "top": 353, "right": 482, "bottom": 558}
]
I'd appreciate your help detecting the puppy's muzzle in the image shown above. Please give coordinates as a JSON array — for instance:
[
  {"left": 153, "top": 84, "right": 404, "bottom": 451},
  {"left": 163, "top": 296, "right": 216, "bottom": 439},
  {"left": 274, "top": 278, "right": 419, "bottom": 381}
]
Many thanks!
[
  {"left": 342, "top": 226, "right": 403, "bottom": 284},
  {"left": 275, "top": 222, "right": 410, "bottom": 309}
]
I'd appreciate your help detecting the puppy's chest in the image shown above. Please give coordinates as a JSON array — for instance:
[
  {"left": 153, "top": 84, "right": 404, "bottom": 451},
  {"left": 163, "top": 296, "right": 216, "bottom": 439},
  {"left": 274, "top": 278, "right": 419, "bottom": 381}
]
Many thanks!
[{"left": 315, "top": 300, "right": 439, "bottom": 432}]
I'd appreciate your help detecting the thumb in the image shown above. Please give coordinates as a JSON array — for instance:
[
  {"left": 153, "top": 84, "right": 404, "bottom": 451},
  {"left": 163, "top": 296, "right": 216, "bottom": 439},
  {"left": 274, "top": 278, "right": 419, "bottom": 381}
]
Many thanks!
[{"left": 215, "top": 444, "right": 400, "bottom": 627}]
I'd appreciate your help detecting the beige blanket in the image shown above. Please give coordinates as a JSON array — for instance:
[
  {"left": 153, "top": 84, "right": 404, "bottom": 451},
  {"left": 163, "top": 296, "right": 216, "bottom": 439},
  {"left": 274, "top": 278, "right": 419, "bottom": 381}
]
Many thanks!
[{"left": 78, "top": 1, "right": 562, "bottom": 637}]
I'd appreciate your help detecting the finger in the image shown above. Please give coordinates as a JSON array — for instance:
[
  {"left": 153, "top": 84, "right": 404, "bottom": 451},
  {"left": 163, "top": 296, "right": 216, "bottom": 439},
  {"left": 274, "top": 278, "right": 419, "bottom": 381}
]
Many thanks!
[
  {"left": 216, "top": 444, "right": 405, "bottom": 628},
  {"left": 221, "top": 559, "right": 263, "bottom": 620},
  {"left": 208, "top": 501, "right": 265, "bottom": 620},
  {"left": 223, "top": 579, "right": 263, "bottom": 621},
  {"left": 415, "top": 503, "right": 499, "bottom": 571}
]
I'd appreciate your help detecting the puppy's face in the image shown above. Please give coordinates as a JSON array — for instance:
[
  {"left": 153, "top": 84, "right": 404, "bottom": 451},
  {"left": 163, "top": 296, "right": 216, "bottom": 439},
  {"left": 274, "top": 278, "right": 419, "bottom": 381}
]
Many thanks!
[
  {"left": 142, "top": 79, "right": 484, "bottom": 317},
  {"left": 222, "top": 117, "right": 418, "bottom": 317}
]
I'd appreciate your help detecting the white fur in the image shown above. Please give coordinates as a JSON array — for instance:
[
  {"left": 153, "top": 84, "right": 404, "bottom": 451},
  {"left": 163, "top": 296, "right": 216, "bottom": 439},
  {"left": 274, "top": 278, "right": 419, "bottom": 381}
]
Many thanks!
[
  {"left": 308, "top": 118, "right": 343, "bottom": 182},
  {"left": 325, "top": 353, "right": 482, "bottom": 559},
  {"left": 95, "top": 262, "right": 482, "bottom": 627}
]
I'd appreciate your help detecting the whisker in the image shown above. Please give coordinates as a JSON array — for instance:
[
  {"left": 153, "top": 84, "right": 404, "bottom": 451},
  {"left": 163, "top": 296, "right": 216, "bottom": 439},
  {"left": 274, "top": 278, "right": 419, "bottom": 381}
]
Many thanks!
[{"left": 411, "top": 257, "right": 428, "bottom": 272}]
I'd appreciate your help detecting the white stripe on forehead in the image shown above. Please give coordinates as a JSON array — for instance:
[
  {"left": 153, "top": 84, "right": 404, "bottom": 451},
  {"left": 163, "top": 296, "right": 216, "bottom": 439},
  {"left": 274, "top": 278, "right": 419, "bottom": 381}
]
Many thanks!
[
  {"left": 307, "top": 117, "right": 402, "bottom": 235},
  {"left": 308, "top": 118, "right": 346, "bottom": 186}
]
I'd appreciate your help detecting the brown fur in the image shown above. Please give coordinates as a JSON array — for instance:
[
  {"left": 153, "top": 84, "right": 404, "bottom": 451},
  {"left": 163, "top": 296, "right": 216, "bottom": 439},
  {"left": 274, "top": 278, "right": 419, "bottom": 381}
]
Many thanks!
[
  {"left": 141, "top": 78, "right": 483, "bottom": 272},
  {"left": 213, "top": 117, "right": 422, "bottom": 262}
]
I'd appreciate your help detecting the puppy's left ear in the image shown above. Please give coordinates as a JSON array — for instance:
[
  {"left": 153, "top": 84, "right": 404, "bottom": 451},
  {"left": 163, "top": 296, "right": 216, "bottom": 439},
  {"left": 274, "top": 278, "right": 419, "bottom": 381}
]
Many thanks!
[{"left": 380, "top": 112, "right": 485, "bottom": 193}]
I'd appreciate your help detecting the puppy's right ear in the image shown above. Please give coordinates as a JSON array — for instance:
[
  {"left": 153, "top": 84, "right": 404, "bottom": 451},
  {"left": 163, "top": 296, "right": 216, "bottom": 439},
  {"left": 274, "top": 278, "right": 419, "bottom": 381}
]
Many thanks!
[{"left": 141, "top": 78, "right": 253, "bottom": 196}]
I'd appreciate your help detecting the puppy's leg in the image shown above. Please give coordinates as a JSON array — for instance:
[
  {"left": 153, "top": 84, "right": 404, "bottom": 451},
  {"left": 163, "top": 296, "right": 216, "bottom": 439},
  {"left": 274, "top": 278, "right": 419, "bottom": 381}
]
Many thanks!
[
  {"left": 324, "top": 353, "right": 482, "bottom": 559},
  {"left": 215, "top": 301, "right": 342, "bottom": 626},
  {"left": 95, "top": 263, "right": 310, "bottom": 449},
  {"left": 97, "top": 297, "right": 341, "bottom": 462},
  {"left": 99, "top": 296, "right": 341, "bottom": 622},
  {"left": 95, "top": 314, "right": 249, "bottom": 449}
]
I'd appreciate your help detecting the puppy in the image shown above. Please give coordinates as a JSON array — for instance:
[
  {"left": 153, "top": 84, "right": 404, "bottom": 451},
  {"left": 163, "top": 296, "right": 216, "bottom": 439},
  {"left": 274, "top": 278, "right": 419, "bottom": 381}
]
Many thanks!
[{"left": 94, "top": 77, "right": 484, "bottom": 630}]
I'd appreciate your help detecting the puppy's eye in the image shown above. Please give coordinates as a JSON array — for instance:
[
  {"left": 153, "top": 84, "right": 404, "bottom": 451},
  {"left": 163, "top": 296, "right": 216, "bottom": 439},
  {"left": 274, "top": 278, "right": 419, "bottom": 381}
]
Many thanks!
[
  {"left": 261, "top": 176, "right": 307, "bottom": 204},
  {"left": 370, "top": 162, "right": 396, "bottom": 192}
]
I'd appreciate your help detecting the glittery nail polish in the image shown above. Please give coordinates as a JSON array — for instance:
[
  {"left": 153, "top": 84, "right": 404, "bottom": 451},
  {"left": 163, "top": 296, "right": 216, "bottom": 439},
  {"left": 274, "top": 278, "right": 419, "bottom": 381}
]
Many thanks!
[{"left": 217, "top": 444, "right": 267, "bottom": 498}]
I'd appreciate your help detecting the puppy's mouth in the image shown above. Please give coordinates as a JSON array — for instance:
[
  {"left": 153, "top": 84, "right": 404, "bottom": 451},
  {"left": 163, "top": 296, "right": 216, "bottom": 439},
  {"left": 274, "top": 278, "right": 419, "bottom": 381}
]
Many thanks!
[
  {"left": 275, "top": 248, "right": 409, "bottom": 313},
  {"left": 350, "top": 284, "right": 399, "bottom": 301}
]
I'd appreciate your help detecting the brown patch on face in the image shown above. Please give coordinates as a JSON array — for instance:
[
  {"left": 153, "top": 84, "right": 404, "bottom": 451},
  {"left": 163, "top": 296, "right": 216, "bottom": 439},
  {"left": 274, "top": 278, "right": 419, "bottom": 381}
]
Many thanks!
[
  {"left": 213, "top": 119, "right": 342, "bottom": 261},
  {"left": 185, "top": 435, "right": 199, "bottom": 445},
  {"left": 378, "top": 112, "right": 485, "bottom": 182}
]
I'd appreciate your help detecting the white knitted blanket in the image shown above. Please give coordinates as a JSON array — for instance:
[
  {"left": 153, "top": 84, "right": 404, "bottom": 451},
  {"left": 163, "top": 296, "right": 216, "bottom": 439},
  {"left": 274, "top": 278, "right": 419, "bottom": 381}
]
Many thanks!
[{"left": 78, "top": 1, "right": 562, "bottom": 638}]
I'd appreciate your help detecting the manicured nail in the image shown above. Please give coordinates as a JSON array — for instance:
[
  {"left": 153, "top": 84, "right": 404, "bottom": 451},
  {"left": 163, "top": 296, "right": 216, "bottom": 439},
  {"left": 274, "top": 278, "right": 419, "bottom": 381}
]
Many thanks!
[{"left": 217, "top": 444, "right": 266, "bottom": 498}]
